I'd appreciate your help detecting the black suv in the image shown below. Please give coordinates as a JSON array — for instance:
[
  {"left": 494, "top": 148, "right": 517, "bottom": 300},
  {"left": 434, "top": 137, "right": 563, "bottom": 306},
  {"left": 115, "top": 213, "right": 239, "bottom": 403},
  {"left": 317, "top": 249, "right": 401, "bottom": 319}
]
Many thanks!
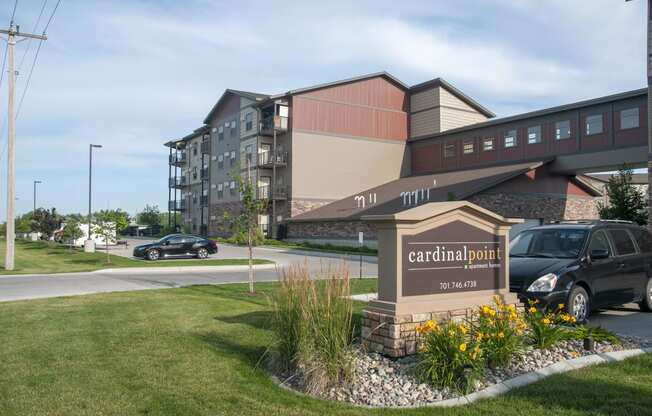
[
  {"left": 509, "top": 220, "right": 652, "bottom": 322},
  {"left": 133, "top": 234, "right": 218, "bottom": 261}
]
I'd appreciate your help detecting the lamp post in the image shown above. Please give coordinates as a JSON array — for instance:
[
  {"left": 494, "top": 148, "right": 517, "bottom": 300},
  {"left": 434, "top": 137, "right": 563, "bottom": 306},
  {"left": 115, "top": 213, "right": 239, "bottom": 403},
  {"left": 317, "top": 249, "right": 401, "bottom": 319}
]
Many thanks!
[
  {"left": 33, "top": 180, "right": 42, "bottom": 212},
  {"left": 85, "top": 144, "right": 102, "bottom": 252}
]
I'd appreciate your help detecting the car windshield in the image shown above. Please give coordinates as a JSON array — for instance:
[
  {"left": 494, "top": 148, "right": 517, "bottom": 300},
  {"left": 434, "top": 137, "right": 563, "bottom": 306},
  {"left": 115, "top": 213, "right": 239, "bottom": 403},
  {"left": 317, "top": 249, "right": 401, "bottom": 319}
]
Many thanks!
[{"left": 510, "top": 228, "right": 587, "bottom": 259}]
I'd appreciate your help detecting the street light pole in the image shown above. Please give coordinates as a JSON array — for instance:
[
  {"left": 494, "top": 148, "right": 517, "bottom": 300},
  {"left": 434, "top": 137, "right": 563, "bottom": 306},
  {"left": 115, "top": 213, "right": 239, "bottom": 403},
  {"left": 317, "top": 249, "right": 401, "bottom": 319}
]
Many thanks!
[
  {"left": 86, "top": 144, "right": 102, "bottom": 252},
  {"left": 33, "top": 180, "right": 42, "bottom": 212}
]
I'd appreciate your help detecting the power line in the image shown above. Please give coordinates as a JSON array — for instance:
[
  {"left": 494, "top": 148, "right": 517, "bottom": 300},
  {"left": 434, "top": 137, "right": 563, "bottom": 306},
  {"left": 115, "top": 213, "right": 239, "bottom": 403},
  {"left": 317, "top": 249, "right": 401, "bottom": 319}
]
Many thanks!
[
  {"left": 9, "top": 0, "right": 19, "bottom": 24},
  {"left": 17, "top": 0, "right": 48, "bottom": 72}
]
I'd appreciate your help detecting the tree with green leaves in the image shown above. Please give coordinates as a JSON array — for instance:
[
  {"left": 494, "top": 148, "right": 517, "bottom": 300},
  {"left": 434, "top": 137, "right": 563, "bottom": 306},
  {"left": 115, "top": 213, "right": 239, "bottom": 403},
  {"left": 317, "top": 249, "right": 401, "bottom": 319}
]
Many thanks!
[
  {"left": 15, "top": 212, "right": 33, "bottom": 234},
  {"left": 598, "top": 165, "right": 648, "bottom": 225},
  {"left": 31, "top": 208, "right": 63, "bottom": 240},
  {"left": 223, "top": 170, "right": 267, "bottom": 294},
  {"left": 94, "top": 209, "right": 130, "bottom": 234},
  {"left": 138, "top": 205, "right": 161, "bottom": 227},
  {"left": 61, "top": 219, "right": 84, "bottom": 250},
  {"left": 92, "top": 211, "right": 118, "bottom": 264}
]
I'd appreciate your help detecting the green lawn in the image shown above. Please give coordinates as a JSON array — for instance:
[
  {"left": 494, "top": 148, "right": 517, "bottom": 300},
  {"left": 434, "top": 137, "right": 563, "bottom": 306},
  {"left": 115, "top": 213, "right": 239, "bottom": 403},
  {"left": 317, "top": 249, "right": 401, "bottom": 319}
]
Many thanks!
[
  {"left": 215, "top": 238, "right": 378, "bottom": 256},
  {"left": 0, "top": 239, "right": 273, "bottom": 275},
  {"left": 0, "top": 280, "right": 650, "bottom": 416}
]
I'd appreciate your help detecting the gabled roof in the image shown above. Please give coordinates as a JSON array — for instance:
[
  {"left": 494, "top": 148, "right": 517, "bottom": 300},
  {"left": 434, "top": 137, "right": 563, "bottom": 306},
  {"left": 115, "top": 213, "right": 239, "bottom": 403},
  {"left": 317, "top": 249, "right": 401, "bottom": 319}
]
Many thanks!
[
  {"left": 164, "top": 125, "right": 209, "bottom": 148},
  {"left": 410, "top": 88, "right": 647, "bottom": 143},
  {"left": 409, "top": 78, "right": 496, "bottom": 118},
  {"left": 203, "top": 89, "right": 269, "bottom": 124},
  {"left": 290, "top": 160, "right": 551, "bottom": 222}
]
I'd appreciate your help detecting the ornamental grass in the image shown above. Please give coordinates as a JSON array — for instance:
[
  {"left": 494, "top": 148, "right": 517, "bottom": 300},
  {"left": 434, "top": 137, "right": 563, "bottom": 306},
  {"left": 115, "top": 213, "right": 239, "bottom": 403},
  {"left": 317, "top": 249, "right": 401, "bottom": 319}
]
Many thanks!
[{"left": 271, "top": 262, "right": 355, "bottom": 394}]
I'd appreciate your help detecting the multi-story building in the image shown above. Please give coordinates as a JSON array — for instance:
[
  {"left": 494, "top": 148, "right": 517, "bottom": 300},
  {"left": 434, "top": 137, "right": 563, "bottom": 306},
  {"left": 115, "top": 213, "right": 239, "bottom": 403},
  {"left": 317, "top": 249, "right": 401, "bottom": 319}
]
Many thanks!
[{"left": 166, "top": 72, "right": 649, "bottom": 243}]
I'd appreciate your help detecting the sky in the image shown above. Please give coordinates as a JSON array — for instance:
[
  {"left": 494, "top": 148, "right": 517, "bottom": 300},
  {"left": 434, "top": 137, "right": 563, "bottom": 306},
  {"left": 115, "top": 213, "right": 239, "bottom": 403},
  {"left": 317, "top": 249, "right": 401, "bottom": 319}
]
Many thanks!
[{"left": 0, "top": 0, "right": 647, "bottom": 219}]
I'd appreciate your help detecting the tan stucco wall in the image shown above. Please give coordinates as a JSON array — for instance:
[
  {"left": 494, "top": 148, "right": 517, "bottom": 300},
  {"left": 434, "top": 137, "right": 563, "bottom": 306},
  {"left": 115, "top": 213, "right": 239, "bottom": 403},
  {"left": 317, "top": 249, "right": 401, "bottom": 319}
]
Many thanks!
[{"left": 291, "top": 130, "right": 408, "bottom": 202}]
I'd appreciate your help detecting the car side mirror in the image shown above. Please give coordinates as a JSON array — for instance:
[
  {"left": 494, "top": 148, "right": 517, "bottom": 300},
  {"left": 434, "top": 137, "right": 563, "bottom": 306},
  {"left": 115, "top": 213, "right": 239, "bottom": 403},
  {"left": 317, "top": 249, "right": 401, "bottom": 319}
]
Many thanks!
[
  {"left": 164, "top": 241, "right": 170, "bottom": 246},
  {"left": 590, "top": 249, "right": 609, "bottom": 260}
]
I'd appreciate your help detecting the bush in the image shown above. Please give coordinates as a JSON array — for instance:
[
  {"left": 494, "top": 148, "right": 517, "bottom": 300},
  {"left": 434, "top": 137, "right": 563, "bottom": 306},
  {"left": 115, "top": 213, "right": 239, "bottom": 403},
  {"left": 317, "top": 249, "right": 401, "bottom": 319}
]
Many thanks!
[
  {"left": 471, "top": 297, "right": 526, "bottom": 368},
  {"left": 415, "top": 320, "right": 484, "bottom": 394},
  {"left": 523, "top": 300, "right": 576, "bottom": 349},
  {"left": 270, "top": 263, "right": 355, "bottom": 394},
  {"left": 568, "top": 326, "right": 620, "bottom": 345}
]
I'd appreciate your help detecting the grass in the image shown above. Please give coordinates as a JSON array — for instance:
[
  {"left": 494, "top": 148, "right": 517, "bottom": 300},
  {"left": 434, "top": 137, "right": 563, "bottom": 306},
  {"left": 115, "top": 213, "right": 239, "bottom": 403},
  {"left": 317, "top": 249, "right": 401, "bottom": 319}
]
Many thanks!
[
  {"left": 0, "top": 279, "right": 651, "bottom": 415},
  {"left": 0, "top": 239, "right": 273, "bottom": 275}
]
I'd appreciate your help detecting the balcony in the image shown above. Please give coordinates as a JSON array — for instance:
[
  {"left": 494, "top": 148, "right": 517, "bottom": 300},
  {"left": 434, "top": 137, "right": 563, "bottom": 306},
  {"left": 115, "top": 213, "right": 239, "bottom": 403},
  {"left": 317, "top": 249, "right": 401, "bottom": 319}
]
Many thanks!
[
  {"left": 260, "top": 115, "right": 289, "bottom": 136},
  {"left": 200, "top": 195, "right": 209, "bottom": 207},
  {"left": 258, "top": 151, "right": 288, "bottom": 168},
  {"left": 169, "top": 176, "right": 187, "bottom": 188},
  {"left": 200, "top": 167, "right": 210, "bottom": 180},
  {"left": 169, "top": 152, "right": 187, "bottom": 166},
  {"left": 201, "top": 140, "right": 211, "bottom": 154},
  {"left": 257, "top": 185, "right": 287, "bottom": 200},
  {"left": 168, "top": 200, "right": 186, "bottom": 211}
]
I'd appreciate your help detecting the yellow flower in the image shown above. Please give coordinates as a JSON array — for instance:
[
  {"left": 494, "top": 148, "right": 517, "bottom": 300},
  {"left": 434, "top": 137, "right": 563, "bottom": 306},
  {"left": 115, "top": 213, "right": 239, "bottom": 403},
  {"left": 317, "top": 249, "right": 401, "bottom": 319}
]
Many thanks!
[
  {"left": 542, "top": 318, "right": 551, "bottom": 326},
  {"left": 459, "top": 343, "right": 467, "bottom": 352},
  {"left": 497, "top": 332, "right": 505, "bottom": 339},
  {"left": 476, "top": 332, "right": 484, "bottom": 341},
  {"left": 448, "top": 330, "right": 455, "bottom": 337},
  {"left": 557, "top": 303, "right": 565, "bottom": 310},
  {"left": 570, "top": 351, "right": 580, "bottom": 358},
  {"left": 458, "top": 323, "right": 468, "bottom": 334},
  {"left": 528, "top": 307, "right": 537, "bottom": 313}
]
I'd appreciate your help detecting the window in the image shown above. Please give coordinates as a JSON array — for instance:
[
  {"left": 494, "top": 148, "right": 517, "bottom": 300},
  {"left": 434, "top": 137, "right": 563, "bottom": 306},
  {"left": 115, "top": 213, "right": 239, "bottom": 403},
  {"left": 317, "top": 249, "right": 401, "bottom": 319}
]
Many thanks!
[
  {"left": 482, "top": 138, "right": 495, "bottom": 151},
  {"left": 504, "top": 129, "right": 517, "bottom": 148},
  {"left": 555, "top": 120, "right": 571, "bottom": 140},
  {"left": 620, "top": 108, "right": 640, "bottom": 130},
  {"left": 193, "top": 145, "right": 198, "bottom": 156},
  {"left": 510, "top": 229, "right": 587, "bottom": 259},
  {"left": 218, "top": 126, "right": 224, "bottom": 141},
  {"left": 527, "top": 125, "right": 541, "bottom": 144},
  {"left": 230, "top": 150, "right": 236, "bottom": 165},
  {"left": 633, "top": 228, "right": 652, "bottom": 253},
  {"left": 608, "top": 229, "right": 637, "bottom": 256},
  {"left": 245, "top": 113, "right": 253, "bottom": 131},
  {"left": 463, "top": 141, "right": 475, "bottom": 155},
  {"left": 229, "top": 180, "right": 236, "bottom": 195},
  {"left": 588, "top": 231, "right": 611, "bottom": 257},
  {"left": 192, "top": 167, "right": 198, "bottom": 180},
  {"left": 444, "top": 143, "right": 455, "bottom": 158},
  {"left": 585, "top": 114, "right": 603, "bottom": 135}
]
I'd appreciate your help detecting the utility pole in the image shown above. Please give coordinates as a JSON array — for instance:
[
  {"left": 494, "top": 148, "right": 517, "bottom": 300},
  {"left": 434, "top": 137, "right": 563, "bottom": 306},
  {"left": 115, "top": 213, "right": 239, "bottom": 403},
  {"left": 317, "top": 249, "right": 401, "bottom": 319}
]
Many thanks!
[
  {"left": 86, "top": 144, "right": 102, "bottom": 252},
  {"left": 0, "top": 24, "right": 47, "bottom": 270},
  {"left": 33, "top": 180, "right": 42, "bottom": 212}
]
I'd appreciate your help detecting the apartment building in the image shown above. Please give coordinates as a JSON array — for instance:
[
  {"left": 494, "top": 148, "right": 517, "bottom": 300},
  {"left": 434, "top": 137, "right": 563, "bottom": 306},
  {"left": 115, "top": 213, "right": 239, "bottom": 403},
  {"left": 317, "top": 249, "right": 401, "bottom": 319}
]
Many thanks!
[
  {"left": 166, "top": 71, "right": 647, "bottom": 242},
  {"left": 166, "top": 73, "right": 492, "bottom": 237}
]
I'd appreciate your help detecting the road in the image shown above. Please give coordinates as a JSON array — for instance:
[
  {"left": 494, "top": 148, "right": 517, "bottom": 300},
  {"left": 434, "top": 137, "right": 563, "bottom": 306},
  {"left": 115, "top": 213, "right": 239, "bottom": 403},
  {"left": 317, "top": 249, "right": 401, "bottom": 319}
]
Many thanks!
[
  {"left": 0, "top": 242, "right": 378, "bottom": 303},
  {"left": 1, "top": 240, "right": 650, "bottom": 341}
]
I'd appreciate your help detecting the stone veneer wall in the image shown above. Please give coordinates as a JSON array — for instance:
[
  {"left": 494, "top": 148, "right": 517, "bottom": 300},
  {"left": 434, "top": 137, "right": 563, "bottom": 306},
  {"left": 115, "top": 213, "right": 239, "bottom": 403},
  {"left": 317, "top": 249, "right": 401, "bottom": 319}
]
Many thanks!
[
  {"left": 285, "top": 192, "right": 600, "bottom": 243},
  {"left": 208, "top": 201, "right": 243, "bottom": 237},
  {"left": 290, "top": 198, "right": 336, "bottom": 217},
  {"left": 468, "top": 192, "right": 600, "bottom": 222}
]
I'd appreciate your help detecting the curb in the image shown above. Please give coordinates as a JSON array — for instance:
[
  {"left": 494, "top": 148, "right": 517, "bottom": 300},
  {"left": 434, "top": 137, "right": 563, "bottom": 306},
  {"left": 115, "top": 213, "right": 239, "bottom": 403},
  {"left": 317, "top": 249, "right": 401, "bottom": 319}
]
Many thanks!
[
  {"left": 246, "top": 244, "right": 378, "bottom": 263},
  {"left": 94, "top": 263, "right": 277, "bottom": 275}
]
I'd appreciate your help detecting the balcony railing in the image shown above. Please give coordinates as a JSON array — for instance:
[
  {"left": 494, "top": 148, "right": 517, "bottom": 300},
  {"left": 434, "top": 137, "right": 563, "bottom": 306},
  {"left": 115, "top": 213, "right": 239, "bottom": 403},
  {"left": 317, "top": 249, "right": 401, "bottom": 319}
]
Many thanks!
[
  {"left": 169, "top": 176, "right": 187, "bottom": 188},
  {"left": 200, "top": 168, "right": 209, "bottom": 180},
  {"left": 260, "top": 115, "right": 288, "bottom": 136},
  {"left": 169, "top": 152, "right": 187, "bottom": 165},
  {"left": 201, "top": 140, "right": 211, "bottom": 154},
  {"left": 258, "top": 151, "right": 288, "bottom": 168},
  {"left": 257, "top": 185, "right": 287, "bottom": 200},
  {"left": 168, "top": 200, "right": 186, "bottom": 211}
]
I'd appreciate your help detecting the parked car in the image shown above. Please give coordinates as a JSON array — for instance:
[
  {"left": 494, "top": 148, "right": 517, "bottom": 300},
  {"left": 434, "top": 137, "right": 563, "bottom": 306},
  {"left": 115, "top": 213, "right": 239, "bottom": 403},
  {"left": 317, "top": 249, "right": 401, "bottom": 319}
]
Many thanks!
[
  {"left": 132, "top": 234, "right": 218, "bottom": 261},
  {"left": 509, "top": 220, "right": 652, "bottom": 322}
]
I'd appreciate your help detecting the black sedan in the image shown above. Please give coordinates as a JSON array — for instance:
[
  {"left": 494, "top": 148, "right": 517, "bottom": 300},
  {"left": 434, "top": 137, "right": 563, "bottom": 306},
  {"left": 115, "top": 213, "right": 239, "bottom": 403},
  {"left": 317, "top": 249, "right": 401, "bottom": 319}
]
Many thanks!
[
  {"left": 133, "top": 234, "right": 218, "bottom": 261},
  {"left": 509, "top": 221, "right": 652, "bottom": 322}
]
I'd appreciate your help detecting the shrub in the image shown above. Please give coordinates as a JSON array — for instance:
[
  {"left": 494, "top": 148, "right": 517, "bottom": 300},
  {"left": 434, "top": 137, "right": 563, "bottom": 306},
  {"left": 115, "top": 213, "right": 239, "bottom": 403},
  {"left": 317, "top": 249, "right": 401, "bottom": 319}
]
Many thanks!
[
  {"left": 270, "top": 262, "right": 355, "bottom": 394},
  {"left": 415, "top": 320, "right": 484, "bottom": 394},
  {"left": 471, "top": 297, "right": 526, "bottom": 368},
  {"left": 568, "top": 326, "right": 621, "bottom": 345},
  {"left": 523, "top": 301, "right": 576, "bottom": 349}
]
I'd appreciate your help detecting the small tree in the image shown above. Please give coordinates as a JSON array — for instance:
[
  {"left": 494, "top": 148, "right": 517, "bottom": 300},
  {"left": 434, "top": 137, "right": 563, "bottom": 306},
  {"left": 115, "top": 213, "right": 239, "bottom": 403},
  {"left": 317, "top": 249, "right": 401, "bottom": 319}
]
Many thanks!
[
  {"left": 15, "top": 212, "right": 33, "bottom": 234},
  {"left": 94, "top": 209, "right": 130, "bottom": 234},
  {"left": 138, "top": 205, "right": 161, "bottom": 227},
  {"left": 224, "top": 169, "right": 267, "bottom": 294},
  {"left": 598, "top": 165, "right": 648, "bottom": 225},
  {"left": 92, "top": 211, "right": 117, "bottom": 264},
  {"left": 31, "top": 208, "right": 63, "bottom": 240},
  {"left": 61, "top": 219, "right": 84, "bottom": 250}
]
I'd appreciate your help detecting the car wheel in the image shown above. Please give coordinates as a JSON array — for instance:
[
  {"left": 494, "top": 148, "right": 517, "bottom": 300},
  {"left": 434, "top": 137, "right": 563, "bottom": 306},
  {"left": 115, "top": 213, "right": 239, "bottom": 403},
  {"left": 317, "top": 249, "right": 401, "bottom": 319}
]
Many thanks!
[
  {"left": 147, "top": 249, "right": 160, "bottom": 261},
  {"left": 639, "top": 278, "right": 652, "bottom": 312},
  {"left": 567, "top": 286, "right": 590, "bottom": 323},
  {"left": 197, "top": 248, "right": 208, "bottom": 259}
]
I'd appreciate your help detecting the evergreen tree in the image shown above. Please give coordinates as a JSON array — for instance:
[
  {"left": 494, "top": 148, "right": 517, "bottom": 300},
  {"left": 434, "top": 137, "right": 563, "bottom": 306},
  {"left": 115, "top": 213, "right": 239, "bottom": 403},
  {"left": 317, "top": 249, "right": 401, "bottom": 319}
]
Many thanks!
[{"left": 598, "top": 165, "right": 648, "bottom": 225}]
